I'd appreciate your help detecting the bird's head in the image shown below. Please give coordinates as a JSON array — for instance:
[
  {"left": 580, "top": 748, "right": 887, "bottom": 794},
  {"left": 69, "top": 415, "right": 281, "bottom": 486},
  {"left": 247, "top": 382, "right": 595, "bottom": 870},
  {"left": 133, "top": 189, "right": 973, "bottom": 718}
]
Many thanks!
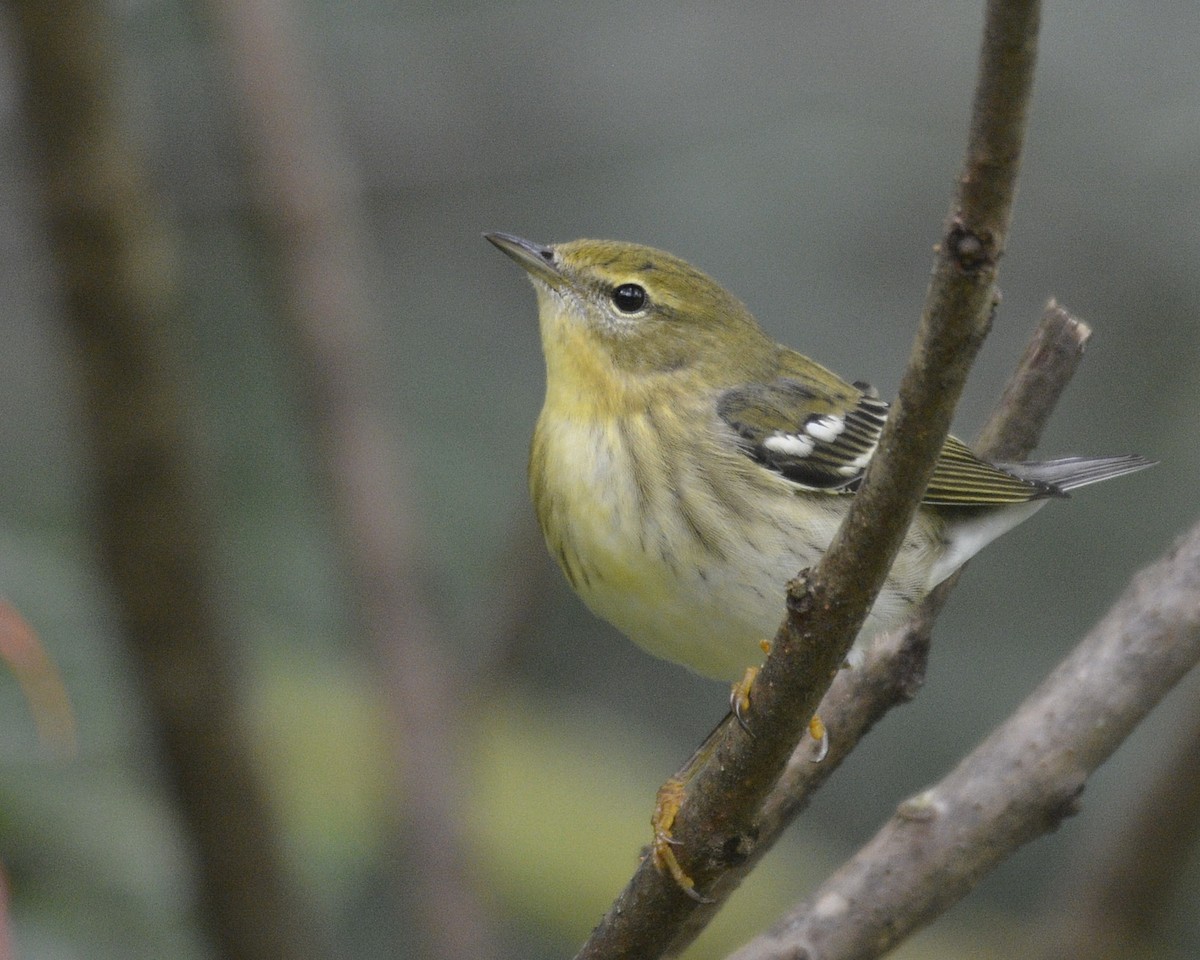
[{"left": 487, "top": 234, "right": 771, "bottom": 389}]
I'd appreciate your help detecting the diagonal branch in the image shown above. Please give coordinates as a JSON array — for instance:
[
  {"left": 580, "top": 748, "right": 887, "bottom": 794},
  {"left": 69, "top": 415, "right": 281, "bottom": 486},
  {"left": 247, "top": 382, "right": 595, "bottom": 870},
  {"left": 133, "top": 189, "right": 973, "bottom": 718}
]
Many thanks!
[
  {"left": 729, "top": 516, "right": 1200, "bottom": 960},
  {"left": 663, "top": 301, "right": 1091, "bottom": 955},
  {"left": 574, "top": 2, "right": 1042, "bottom": 957}
]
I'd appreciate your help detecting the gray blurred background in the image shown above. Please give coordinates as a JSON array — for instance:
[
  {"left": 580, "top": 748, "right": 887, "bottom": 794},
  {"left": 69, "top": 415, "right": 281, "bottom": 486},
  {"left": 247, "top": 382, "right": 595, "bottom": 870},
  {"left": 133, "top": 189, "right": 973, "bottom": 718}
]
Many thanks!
[{"left": 0, "top": 0, "right": 1197, "bottom": 958}]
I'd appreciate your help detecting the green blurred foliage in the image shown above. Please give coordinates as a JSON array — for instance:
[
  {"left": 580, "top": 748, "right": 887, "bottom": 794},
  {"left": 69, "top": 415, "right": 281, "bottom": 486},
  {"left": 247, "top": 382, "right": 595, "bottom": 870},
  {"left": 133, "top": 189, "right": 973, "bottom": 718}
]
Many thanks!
[
  {"left": 1, "top": 0, "right": 1198, "bottom": 957},
  {"left": 466, "top": 697, "right": 839, "bottom": 958}
]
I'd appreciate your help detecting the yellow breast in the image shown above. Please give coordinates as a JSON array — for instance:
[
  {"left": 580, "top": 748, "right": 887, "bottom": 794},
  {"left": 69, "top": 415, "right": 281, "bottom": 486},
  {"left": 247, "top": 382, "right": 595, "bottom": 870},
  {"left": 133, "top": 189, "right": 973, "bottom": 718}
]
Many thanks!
[
  {"left": 530, "top": 399, "right": 835, "bottom": 678},
  {"left": 529, "top": 393, "right": 955, "bottom": 679}
]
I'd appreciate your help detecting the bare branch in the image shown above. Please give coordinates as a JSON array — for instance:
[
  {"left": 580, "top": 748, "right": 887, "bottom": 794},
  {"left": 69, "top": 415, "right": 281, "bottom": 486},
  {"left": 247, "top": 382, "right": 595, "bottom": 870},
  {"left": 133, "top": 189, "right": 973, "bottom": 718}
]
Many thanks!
[
  {"left": 974, "top": 299, "right": 1090, "bottom": 461},
  {"left": 730, "top": 519, "right": 1200, "bottom": 960},
  {"left": 574, "top": 2, "right": 1042, "bottom": 957},
  {"left": 663, "top": 300, "right": 1091, "bottom": 955}
]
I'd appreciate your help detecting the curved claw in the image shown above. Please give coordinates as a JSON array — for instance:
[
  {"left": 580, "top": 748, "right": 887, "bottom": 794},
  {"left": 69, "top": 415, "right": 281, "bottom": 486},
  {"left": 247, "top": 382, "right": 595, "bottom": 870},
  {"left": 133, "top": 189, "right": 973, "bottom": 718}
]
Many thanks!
[
  {"left": 808, "top": 714, "right": 829, "bottom": 763},
  {"left": 729, "top": 666, "right": 759, "bottom": 736},
  {"left": 651, "top": 777, "right": 711, "bottom": 901}
]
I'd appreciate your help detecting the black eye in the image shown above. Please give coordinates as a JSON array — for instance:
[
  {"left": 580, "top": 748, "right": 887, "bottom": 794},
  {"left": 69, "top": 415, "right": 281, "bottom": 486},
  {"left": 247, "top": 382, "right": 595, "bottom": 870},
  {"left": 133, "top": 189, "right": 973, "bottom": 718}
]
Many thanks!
[{"left": 611, "top": 283, "right": 647, "bottom": 313}]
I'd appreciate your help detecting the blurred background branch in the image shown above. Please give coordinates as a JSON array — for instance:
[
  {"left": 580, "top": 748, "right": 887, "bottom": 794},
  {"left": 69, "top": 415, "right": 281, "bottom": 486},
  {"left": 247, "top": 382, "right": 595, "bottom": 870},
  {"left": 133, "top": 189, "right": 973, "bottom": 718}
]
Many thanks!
[
  {"left": 202, "top": 0, "right": 498, "bottom": 956},
  {"left": 6, "top": 2, "right": 323, "bottom": 958}
]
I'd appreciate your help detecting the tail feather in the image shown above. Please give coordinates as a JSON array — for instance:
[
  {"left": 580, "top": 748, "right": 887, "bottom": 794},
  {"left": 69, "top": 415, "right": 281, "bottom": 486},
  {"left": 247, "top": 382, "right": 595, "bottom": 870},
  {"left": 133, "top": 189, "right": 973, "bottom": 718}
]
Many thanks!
[{"left": 995, "top": 454, "right": 1157, "bottom": 494}]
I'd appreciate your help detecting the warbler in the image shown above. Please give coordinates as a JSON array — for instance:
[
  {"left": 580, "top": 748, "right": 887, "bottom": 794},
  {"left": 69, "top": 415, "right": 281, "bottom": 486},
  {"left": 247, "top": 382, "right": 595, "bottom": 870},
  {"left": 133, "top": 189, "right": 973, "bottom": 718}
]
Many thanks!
[{"left": 487, "top": 232, "right": 1154, "bottom": 682}]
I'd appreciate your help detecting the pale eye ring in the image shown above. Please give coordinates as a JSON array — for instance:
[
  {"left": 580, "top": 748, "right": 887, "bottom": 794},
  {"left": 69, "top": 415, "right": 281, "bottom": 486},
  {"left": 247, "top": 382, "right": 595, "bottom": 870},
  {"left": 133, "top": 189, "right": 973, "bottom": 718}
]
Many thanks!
[{"left": 611, "top": 283, "right": 647, "bottom": 313}]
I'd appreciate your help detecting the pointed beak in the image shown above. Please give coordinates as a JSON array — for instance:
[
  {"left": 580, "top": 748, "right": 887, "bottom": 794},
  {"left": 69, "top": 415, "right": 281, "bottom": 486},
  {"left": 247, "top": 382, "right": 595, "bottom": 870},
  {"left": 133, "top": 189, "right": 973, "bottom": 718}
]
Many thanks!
[{"left": 485, "top": 232, "right": 563, "bottom": 285}]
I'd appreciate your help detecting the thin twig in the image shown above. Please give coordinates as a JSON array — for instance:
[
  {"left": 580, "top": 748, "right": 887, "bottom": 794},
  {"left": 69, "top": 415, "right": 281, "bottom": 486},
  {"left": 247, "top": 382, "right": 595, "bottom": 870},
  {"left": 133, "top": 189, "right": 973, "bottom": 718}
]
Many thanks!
[
  {"left": 574, "top": 2, "right": 1042, "bottom": 956},
  {"left": 730, "top": 517, "right": 1200, "bottom": 960}
]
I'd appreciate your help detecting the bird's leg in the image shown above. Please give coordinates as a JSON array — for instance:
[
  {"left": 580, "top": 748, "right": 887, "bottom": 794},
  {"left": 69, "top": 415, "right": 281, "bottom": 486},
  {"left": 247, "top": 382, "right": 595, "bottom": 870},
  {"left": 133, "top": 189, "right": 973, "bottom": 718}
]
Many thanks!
[
  {"left": 652, "top": 641, "right": 832, "bottom": 895},
  {"left": 729, "top": 638, "right": 774, "bottom": 729},
  {"left": 732, "top": 640, "right": 828, "bottom": 760},
  {"left": 651, "top": 713, "right": 730, "bottom": 901},
  {"left": 808, "top": 713, "right": 828, "bottom": 762}
]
